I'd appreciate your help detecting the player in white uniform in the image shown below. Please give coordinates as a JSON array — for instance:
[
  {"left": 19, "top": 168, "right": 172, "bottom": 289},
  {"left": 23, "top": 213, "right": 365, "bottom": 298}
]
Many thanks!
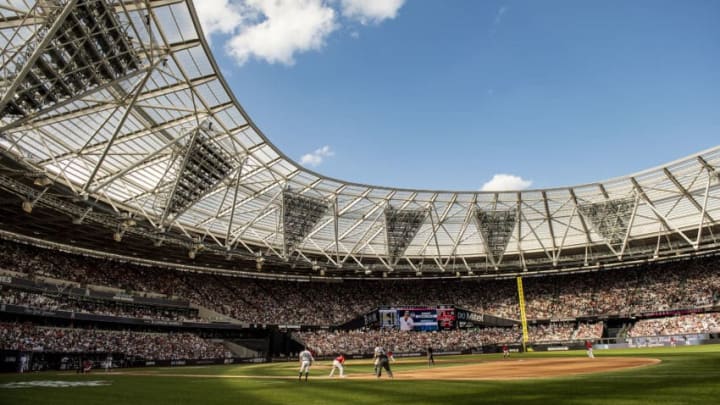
[
  {"left": 105, "top": 354, "right": 112, "bottom": 372},
  {"left": 19, "top": 354, "right": 28, "bottom": 373},
  {"left": 373, "top": 346, "right": 382, "bottom": 374},
  {"left": 298, "top": 348, "right": 314, "bottom": 382},
  {"left": 373, "top": 346, "right": 393, "bottom": 378}
]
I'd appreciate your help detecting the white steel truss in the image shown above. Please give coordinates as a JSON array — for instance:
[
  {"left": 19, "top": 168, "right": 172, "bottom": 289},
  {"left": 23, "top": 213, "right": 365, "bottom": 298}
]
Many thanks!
[{"left": 1, "top": 0, "right": 720, "bottom": 278}]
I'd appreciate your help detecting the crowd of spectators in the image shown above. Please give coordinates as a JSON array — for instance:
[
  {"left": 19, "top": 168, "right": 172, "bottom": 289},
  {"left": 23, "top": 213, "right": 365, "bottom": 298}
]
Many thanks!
[
  {"left": 1, "top": 240, "right": 719, "bottom": 326},
  {"left": 628, "top": 313, "right": 720, "bottom": 337},
  {"left": 0, "top": 322, "right": 228, "bottom": 360},
  {"left": 0, "top": 287, "right": 201, "bottom": 322},
  {"left": 529, "top": 322, "right": 575, "bottom": 342},
  {"left": 295, "top": 322, "right": 601, "bottom": 356},
  {"left": 574, "top": 322, "right": 605, "bottom": 340},
  {"left": 295, "top": 329, "right": 498, "bottom": 356}
]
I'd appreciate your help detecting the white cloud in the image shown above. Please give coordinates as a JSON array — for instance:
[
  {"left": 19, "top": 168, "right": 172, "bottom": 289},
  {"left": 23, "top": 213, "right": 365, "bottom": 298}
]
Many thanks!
[
  {"left": 340, "top": 0, "right": 406, "bottom": 24},
  {"left": 195, "top": 0, "right": 245, "bottom": 38},
  {"left": 300, "top": 145, "right": 334, "bottom": 167},
  {"left": 195, "top": 0, "right": 405, "bottom": 66},
  {"left": 227, "top": 0, "right": 338, "bottom": 66},
  {"left": 490, "top": 5, "right": 509, "bottom": 35},
  {"left": 481, "top": 174, "right": 533, "bottom": 191},
  {"left": 196, "top": 0, "right": 338, "bottom": 66},
  {"left": 494, "top": 5, "right": 508, "bottom": 26}
]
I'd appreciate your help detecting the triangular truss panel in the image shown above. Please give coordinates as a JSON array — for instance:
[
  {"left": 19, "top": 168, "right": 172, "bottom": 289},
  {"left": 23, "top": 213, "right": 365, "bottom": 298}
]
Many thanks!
[
  {"left": 163, "top": 123, "right": 234, "bottom": 219},
  {"left": 1, "top": 0, "right": 142, "bottom": 118},
  {"left": 475, "top": 208, "right": 517, "bottom": 263},
  {"left": 578, "top": 198, "right": 635, "bottom": 246},
  {"left": 282, "top": 189, "right": 329, "bottom": 256},
  {"left": 384, "top": 206, "right": 429, "bottom": 265}
]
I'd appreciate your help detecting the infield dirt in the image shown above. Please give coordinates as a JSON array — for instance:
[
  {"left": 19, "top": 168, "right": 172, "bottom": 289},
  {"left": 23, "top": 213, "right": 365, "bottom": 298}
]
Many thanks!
[{"left": 114, "top": 356, "right": 660, "bottom": 381}]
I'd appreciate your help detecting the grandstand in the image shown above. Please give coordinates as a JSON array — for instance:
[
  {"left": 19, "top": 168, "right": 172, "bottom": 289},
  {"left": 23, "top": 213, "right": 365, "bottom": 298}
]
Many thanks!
[{"left": 0, "top": 0, "right": 719, "bottom": 391}]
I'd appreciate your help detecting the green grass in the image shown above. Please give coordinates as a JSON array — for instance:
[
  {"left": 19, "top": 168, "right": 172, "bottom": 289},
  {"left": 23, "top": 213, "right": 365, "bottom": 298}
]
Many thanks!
[{"left": 1, "top": 345, "right": 719, "bottom": 404}]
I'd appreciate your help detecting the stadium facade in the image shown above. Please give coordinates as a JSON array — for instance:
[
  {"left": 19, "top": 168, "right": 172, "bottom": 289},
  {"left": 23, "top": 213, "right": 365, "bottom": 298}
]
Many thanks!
[{"left": 1, "top": 0, "right": 720, "bottom": 280}]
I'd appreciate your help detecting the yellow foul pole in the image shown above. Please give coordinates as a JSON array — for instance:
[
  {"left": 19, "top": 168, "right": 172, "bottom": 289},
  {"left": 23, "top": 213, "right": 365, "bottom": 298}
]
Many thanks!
[{"left": 516, "top": 276, "right": 529, "bottom": 352}]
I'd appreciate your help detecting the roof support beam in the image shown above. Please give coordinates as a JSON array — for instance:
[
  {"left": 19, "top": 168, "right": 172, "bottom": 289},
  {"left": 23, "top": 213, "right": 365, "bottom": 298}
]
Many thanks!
[
  {"left": 81, "top": 58, "right": 162, "bottom": 193},
  {"left": 663, "top": 167, "right": 714, "bottom": 223},
  {"left": 542, "top": 191, "right": 558, "bottom": 265},
  {"left": 0, "top": 0, "right": 78, "bottom": 114},
  {"left": 630, "top": 177, "right": 695, "bottom": 248}
]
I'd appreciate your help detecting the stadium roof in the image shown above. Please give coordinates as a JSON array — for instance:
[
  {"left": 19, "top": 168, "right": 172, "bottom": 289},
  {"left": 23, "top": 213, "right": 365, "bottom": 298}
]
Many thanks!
[{"left": 1, "top": 0, "right": 720, "bottom": 279}]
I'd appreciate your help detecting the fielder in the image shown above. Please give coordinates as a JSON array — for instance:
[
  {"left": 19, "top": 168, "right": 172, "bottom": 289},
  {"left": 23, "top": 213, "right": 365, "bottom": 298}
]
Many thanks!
[
  {"left": 298, "top": 348, "right": 314, "bottom": 382},
  {"left": 374, "top": 346, "right": 393, "bottom": 378},
  {"left": 502, "top": 344, "right": 510, "bottom": 359},
  {"left": 585, "top": 340, "right": 594, "bottom": 359},
  {"left": 373, "top": 346, "right": 381, "bottom": 375},
  {"left": 329, "top": 354, "right": 346, "bottom": 377}
]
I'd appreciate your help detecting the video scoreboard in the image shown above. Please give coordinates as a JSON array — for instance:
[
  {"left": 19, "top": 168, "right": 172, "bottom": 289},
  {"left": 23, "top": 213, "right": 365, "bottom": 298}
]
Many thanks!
[{"left": 376, "top": 305, "right": 457, "bottom": 331}]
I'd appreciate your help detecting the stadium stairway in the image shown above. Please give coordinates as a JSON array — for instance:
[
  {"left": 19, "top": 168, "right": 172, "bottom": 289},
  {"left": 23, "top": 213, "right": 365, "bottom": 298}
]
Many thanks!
[
  {"left": 224, "top": 339, "right": 264, "bottom": 358},
  {"left": 192, "top": 304, "right": 243, "bottom": 324}
]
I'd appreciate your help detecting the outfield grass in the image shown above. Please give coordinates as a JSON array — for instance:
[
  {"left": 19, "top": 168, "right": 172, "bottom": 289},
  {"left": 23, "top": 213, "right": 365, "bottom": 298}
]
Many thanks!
[{"left": 1, "top": 345, "right": 719, "bottom": 404}]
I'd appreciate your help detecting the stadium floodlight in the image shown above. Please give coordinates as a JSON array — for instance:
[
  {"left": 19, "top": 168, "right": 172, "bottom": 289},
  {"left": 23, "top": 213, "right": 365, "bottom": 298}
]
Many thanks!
[
  {"left": 162, "top": 124, "right": 234, "bottom": 222},
  {"left": 384, "top": 206, "right": 429, "bottom": 265},
  {"left": 282, "top": 189, "right": 329, "bottom": 257},
  {"left": 21, "top": 200, "right": 33, "bottom": 214},
  {"left": 0, "top": 0, "right": 142, "bottom": 119},
  {"left": 33, "top": 176, "right": 53, "bottom": 187},
  {"left": 578, "top": 198, "right": 635, "bottom": 246},
  {"left": 71, "top": 207, "right": 92, "bottom": 224},
  {"left": 475, "top": 208, "right": 517, "bottom": 265}
]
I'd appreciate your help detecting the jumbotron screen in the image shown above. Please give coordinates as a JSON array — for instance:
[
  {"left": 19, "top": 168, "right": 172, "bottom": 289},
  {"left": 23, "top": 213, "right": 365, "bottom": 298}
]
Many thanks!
[{"left": 379, "top": 306, "right": 456, "bottom": 331}]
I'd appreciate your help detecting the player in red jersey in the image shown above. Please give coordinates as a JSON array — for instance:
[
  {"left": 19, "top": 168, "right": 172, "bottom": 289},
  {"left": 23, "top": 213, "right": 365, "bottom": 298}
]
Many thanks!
[
  {"left": 502, "top": 344, "right": 509, "bottom": 359},
  {"left": 329, "top": 354, "right": 346, "bottom": 377},
  {"left": 585, "top": 340, "right": 594, "bottom": 358}
]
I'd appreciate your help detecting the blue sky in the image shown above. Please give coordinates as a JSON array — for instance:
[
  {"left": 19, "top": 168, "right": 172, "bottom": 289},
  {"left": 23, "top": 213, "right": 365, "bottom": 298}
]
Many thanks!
[{"left": 198, "top": 0, "right": 720, "bottom": 191}]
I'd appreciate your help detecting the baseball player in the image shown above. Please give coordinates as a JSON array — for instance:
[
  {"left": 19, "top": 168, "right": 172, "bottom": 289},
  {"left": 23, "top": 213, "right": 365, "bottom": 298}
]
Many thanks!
[
  {"left": 373, "top": 345, "right": 381, "bottom": 374},
  {"left": 329, "top": 354, "right": 346, "bottom": 377},
  {"left": 105, "top": 354, "right": 113, "bottom": 372},
  {"left": 387, "top": 350, "right": 395, "bottom": 363},
  {"left": 298, "top": 348, "right": 314, "bottom": 381},
  {"left": 18, "top": 354, "right": 28, "bottom": 373},
  {"left": 374, "top": 347, "right": 393, "bottom": 378},
  {"left": 585, "top": 340, "right": 594, "bottom": 359},
  {"left": 502, "top": 344, "right": 510, "bottom": 359},
  {"left": 427, "top": 346, "right": 435, "bottom": 367}
]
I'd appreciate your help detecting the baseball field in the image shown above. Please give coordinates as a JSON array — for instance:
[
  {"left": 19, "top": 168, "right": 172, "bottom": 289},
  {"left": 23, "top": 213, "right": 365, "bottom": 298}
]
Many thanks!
[{"left": 1, "top": 345, "right": 718, "bottom": 404}]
